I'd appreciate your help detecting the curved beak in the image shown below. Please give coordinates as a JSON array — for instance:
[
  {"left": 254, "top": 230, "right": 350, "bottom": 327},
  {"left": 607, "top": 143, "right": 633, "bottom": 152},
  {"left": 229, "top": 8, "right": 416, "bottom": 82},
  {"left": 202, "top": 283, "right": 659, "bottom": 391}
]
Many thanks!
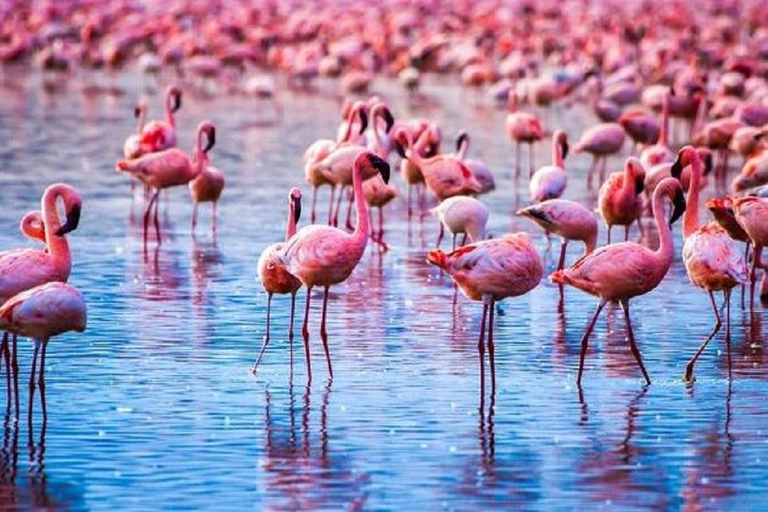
[
  {"left": 670, "top": 155, "right": 683, "bottom": 179},
  {"left": 394, "top": 137, "right": 407, "bottom": 159},
  {"left": 56, "top": 203, "right": 81, "bottom": 236},
  {"left": 292, "top": 195, "right": 302, "bottom": 224},
  {"left": 560, "top": 139, "right": 569, "bottom": 160},
  {"left": 134, "top": 106, "right": 141, "bottom": 118},
  {"left": 203, "top": 126, "right": 216, "bottom": 153},
  {"left": 635, "top": 175, "right": 645, "bottom": 195},
  {"left": 669, "top": 187, "right": 686, "bottom": 226},
  {"left": 455, "top": 131, "right": 469, "bottom": 153},
  {"left": 358, "top": 109, "right": 368, "bottom": 135},
  {"left": 172, "top": 91, "right": 182, "bottom": 112},
  {"left": 368, "top": 154, "right": 390, "bottom": 184},
  {"left": 382, "top": 108, "right": 395, "bottom": 134}
]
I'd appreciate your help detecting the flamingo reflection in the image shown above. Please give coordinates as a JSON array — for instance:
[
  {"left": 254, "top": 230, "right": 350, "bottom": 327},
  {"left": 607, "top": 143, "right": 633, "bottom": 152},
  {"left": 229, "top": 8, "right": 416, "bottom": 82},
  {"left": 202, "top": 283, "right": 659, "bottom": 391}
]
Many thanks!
[{"left": 261, "top": 379, "right": 368, "bottom": 510}]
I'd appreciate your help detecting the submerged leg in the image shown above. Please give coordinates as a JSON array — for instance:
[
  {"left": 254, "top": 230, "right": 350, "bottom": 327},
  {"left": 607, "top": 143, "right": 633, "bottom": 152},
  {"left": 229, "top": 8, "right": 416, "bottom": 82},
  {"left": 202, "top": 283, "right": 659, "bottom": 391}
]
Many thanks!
[
  {"left": 487, "top": 298, "right": 496, "bottom": 394},
  {"left": 311, "top": 187, "right": 318, "bottom": 224},
  {"left": 29, "top": 340, "right": 40, "bottom": 391},
  {"left": 577, "top": 300, "right": 607, "bottom": 386},
  {"left": 478, "top": 300, "right": 489, "bottom": 397},
  {"left": 725, "top": 289, "right": 732, "bottom": 381},
  {"left": 436, "top": 223, "right": 444, "bottom": 248},
  {"left": 192, "top": 202, "right": 198, "bottom": 232},
  {"left": 327, "top": 186, "right": 336, "bottom": 225},
  {"left": 620, "top": 299, "right": 651, "bottom": 385},
  {"left": 319, "top": 286, "right": 333, "bottom": 379},
  {"left": 557, "top": 240, "right": 568, "bottom": 271},
  {"left": 302, "top": 286, "right": 313, "bottom": 382},
  {"left": 683, "top": 291, "right": 721, "bottom": 383},
  {"left": 251, "top": 292, "right": 273, "bottom": 373},
  {"left": 288, "top": 292, "right": 297, "bottom": 372}
]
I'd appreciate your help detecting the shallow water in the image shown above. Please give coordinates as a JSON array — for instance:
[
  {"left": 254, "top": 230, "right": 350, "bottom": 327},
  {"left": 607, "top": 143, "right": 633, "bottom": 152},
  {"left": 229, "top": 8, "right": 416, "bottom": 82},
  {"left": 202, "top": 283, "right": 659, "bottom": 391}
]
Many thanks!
[{"left": 1, "top": 69, "right": 768, "bottom": 510}]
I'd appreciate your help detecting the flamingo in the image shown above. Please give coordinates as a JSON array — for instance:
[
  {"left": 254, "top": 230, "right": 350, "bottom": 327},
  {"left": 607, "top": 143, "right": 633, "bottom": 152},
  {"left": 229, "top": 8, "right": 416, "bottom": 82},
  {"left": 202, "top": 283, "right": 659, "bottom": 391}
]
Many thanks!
[
  {"left": 551, "top": 177, "right": 686, "bottom": 386},
  {"left": 598, "top": 157, "right": 645, "bottom": 243},
  {"left": 529, "top": 130, "right": 568, "bottom": 203},
  {"left": 279, "top": 151, "right": 390, "bottom": 380},
  {"left": 706, "top": 197, "right": 751, "bottom": 308},
  {"left": 732, "top": 151, "right": 768, "bottom": 193},
  {"left": 400, "top": 123, "right": 440, "bottom": 217},
  {"left": 639, "top": 90, "right": 673, "bottom": 169},
  {"left": 517, "top": 199, "right": 598, "bottom": 271},
  {"left": 0, "top": 183, "right": 82, "bottom": 382},
  {"left": 117, "top": 121, "right": 215, "bottom": 244},
  {"left": 619, "top": 108, "right": 660, "bottom": 152},
  {"left": 732, "top": 195, "right": 768, "bottom": 311},
  {"left": 189, "top": 145, "right": 225, "bottom": 234},
  {"left": 573, "top": 122, "right": 626, "bottom": 188},
  {"left": 455, "top": 131, "right": 495, "bottom": 194},
  {"left": 506, "top": 93, "right": 545, "bottom": 178},
  {"left": 253, "top": 188, "right": 303, "bottom": 374},
  {"left": 140, "top": 85, "right": 182, "bottom": 153},
  {"left": 431, "top": 196, "right": 489, "bottom": 249},
  {"left": 304, "top": 102, "right": 368, "bottom": 224},
  {"left": 671, "top": 147, "right": 748, "bottom": 382},
  {"left": 394, "top": 128, "right": 482, "bottom": 201},
  {"left": 426, "top": 233, "right": 543, "bottom": 394},
  {"left": 0, "top": 282, "right": 86, "bottom": 390}
]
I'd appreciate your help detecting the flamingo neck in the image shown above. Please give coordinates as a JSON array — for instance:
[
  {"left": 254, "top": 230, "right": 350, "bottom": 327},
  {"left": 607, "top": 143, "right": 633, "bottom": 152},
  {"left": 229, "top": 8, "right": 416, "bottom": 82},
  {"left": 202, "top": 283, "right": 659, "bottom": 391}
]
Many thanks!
[
  {"left": 286, "top": 202, "right": 297, "bottom": 241},
  {"left": 683, "top": 156, "right": 702, "bottom": 239},
  {"left": 404, "top": 132, "right": 423, "bottom": 167},
  {"left": 136, "top": 109, "right": 146, "bottom": 135},
  {"left": 622, "top": 162, "right": 636, "bottom": 197},
  {"left": 652, "top": 184, "right": 674, "bottom": 263},
  {"left": 351, "top": 162, "right": 370, "bottom": 246},
  {"left": 660, "top": 94, "right": 669, "bottom": 146},
  {"left": 552, "top": 138, "right": 563, "bottom": 168},
  {"left": 165, "top": 93, "right": 175, "bottom": 127},
  {"left": 42, "top": 185, "right": 71, "bottom": 278}
]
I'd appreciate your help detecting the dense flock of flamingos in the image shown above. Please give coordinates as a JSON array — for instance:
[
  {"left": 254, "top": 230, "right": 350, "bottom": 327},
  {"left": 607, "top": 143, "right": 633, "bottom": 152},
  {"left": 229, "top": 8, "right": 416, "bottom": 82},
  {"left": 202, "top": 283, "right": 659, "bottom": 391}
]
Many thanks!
[{"left": 3, "top": 0, "right": 768, "bottom": 416}]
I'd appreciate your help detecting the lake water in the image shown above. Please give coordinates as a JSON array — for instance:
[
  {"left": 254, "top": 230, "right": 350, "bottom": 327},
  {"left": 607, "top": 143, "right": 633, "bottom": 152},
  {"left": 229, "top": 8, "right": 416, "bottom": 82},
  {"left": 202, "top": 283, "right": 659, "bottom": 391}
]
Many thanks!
[{"left": 1, "top": 68, "right": 767, "bottom": 510}]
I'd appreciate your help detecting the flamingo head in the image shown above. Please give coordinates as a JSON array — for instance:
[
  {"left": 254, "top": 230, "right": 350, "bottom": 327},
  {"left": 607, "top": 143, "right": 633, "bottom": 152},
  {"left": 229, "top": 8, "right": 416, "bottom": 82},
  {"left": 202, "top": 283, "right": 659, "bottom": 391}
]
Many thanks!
[
  {"left": 670, "top": 145, "right": 699, "bottom": 180},
  {"left": 288, "top": 187, "right": 302, "bottom": 224},
  {"left": 378, "top": 105, "right": 395, "bottom": 134},
  {"left": 357, "top": 152, "right": 390, "bottom": 184},
  {"left": 697, "top": 147, "right": 713, "bottom": 176},
  {"left": 393, "top": 127, "right": 410, "bottom": 159},
  {"left": 554, "top": 130, "right": 568, "bottom": 159},
  {"left": 55, "top": 187, "right": 83, "bottom": 237},
  {"left": 426, "top": 249, "right": 447, "bottom": 270},
  {"left": 197, "top": 121, "right": 216, "bottom": 154},
  {"left": 455, "top": 130, "right": 469, "bottom": 154}
]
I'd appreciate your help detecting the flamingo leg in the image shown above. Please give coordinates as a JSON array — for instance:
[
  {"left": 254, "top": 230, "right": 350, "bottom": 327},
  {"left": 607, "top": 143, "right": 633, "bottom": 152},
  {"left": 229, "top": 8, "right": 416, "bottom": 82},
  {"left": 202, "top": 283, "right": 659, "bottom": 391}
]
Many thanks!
[
  {"left": 528, "top": 142, "right": 535, "bottom": 178},
  {"left": 461, "top": 233, "right": 468, "bottom": 246},
  {"left": 143, "top": 190, "right": 159, "bottom": 246},
  {"left": 577, "top": 300, "right": 607, "bottom": 386},
  {"left": 378, "top": 207, "right": 384, "bottom": 242},
  {"left": 557, "top": 240, "right": 568, "bottom": 271},
  {"left": 515, "top": 142, "right": 521, "bottom": 179},
  {"left": 607, "top": 225, "right": 612, "bottom": 245},
  {"left": 1, "top": 333, "right": 9, "bottom": 404},
  {"left": 212, "top": 202, "right": 218, "bottom": 234},
  {"left": 289, "top": 291, "right": 297, "bottom": 375},
  {"left": 38, "top": 341, "right": 46, "bottom": 389},
  {"left": 251, "top": 292, "right": 273, "bottom": 373},
  {"left": 683, "top": 291, "right": 722, "bottom": 382},
  {"left": 741, "top": 241, "right": 750, "bottom": 309},
  {"left": 29, "top": 340, "right": 40, "bottom": 391},
  {"left": 587, "top": 156, "right": 597, "bottom": 189},
  {"left": 488, "top": 298, "right": 496, "bottom": 395},
  {"left": 311, "top": 187, "right": 318, "bottom": 224},
  {"left": 332, "top": 186, "right": 344, "bottom": 227},
  {"left": 620, "top": 299, "right": 650, "bottom": 385},
  {"left": 192, "top": 202, "right": 198, "bottom": 232},
  {"left": 725, "top": 289, "right": 732, "bottom": 380},
  {"left": 327, "top": 186, "right": 336, "bottom": 225},
  {"left": 302, "top": 286, "right": 312, "bottom": 382},
  {"left": 452, "top": 233, "right": 456, "bottom": 251},
  {"left": 319, "top": 286, "right": 333, "bottom": 379},
  {"left": 599, "top": 157, "right": 607, "bottom": 183},
  {"left": 624, "top": 224, "right": 629, "bottom": 242},
  {"left": 478, "top": 300, "right": 489, "bottom": 397},
  {"left": 344, "top": 190, "right": 355, "bottom": 231},
  {"left": 750, "top": 245, "right": 762, "bottom": 313},
  {"left": 436, "top": 223, "right": 444, "bottom": 248},
  {"left": 12, "top": 334, "right": 18, "bottom": 414},
  {"left": 407, "top": 184, "right": 413, "bottom": 220}
]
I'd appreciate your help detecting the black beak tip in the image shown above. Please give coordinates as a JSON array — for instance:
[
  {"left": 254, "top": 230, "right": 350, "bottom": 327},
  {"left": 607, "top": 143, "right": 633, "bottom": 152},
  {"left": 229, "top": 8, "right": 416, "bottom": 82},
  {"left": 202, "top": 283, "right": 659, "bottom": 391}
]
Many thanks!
[
  {"left": 358, "top": 110, "right": 368, "bottom": 135},
  {"left": 55, "top": 204, "right": 81, "bottom": 236},
  {"left": 383, "top": 108, "right": 395, "bottom": 134},
  {"left": 670, "top": 190, "right": 686, "bottom": 226},
  {"left": 561, "top": 140, "right": 569, "bottom": 160},
  {"left": 205, "top": 126, "right": 216, "bottom": 153},
  {"left": 174, "top": 91, "right": 182, "bottom": 112},
  {"left": 369, "top": 154, "right": 391, "bottom": 184},
  {"left": 134, "top": 106, "right": 141, "bottom": 118},
  {"left": 293, "top": 199, "right": 302, "bottom": 224},
  {"left": 670, "top": 158, "right": 683, "bottom": 179}
]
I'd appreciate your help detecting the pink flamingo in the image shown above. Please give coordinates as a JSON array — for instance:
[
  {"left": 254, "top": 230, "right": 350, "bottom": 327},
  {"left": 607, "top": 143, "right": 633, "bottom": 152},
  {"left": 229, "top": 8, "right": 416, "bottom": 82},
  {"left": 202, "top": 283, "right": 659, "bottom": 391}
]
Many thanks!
[
  {"left": 279, "top": 151, "right": 390, "bottom": 380},
  {"left": 0, "top": 282, "right": 86, "bottom": 390},
  {"left": 431, "top": 196, "right": 489, "bottom": 249},
  {"left": 117, "top": 121, "right": 215, "bottom": 244},
  {"left": 552, "top": 177, "right": 686, "bottom": 386},
  {"left": 529, "top": 130, "right": 568, "bottom": 203},
  {"left": 673, "top": 147, "right": 748, "bottom": 381},
  {"left": 455, "top": 131, "right": 496, "bottom": 194},
  {"left": 427, "top": 233, "right": 543, "bottom": 394},
  {"left": 0, "top": 184, "right": 82, "bottom": 381},
  {"left": 254, "top": 188, "right": 303, "bottom": 373},
  {"left": 140, "top": 85, "right": 182, "bottom": 153},
  {"left": 395, "top": 128, "right": 482, "bottom": 201},
  {"left": 189, "top": 145, "right": 225, "bottom": 234},
  {"left": 506, "top": 93, "right": 545, "bottom": 178},
  {"left": 598, "top": 157, "right": 645, "bottom": 243},
  {"left": 619, "top": 108, "right": 660, "bottom": 152},
  {"left": 706, "top": 197, "right": 751, "bottom": 309},
  {"left": 517, "top": 199, "right": 598, "bottom": 271},
  {"left": 574, "top": 122, "right": 626, "bottom": 188},
  {"left": 123, "top": 99, "right": 148, "bottom": 160},
  {"left": 733, "top": 195, "right": 768, "bottom": 311}
]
